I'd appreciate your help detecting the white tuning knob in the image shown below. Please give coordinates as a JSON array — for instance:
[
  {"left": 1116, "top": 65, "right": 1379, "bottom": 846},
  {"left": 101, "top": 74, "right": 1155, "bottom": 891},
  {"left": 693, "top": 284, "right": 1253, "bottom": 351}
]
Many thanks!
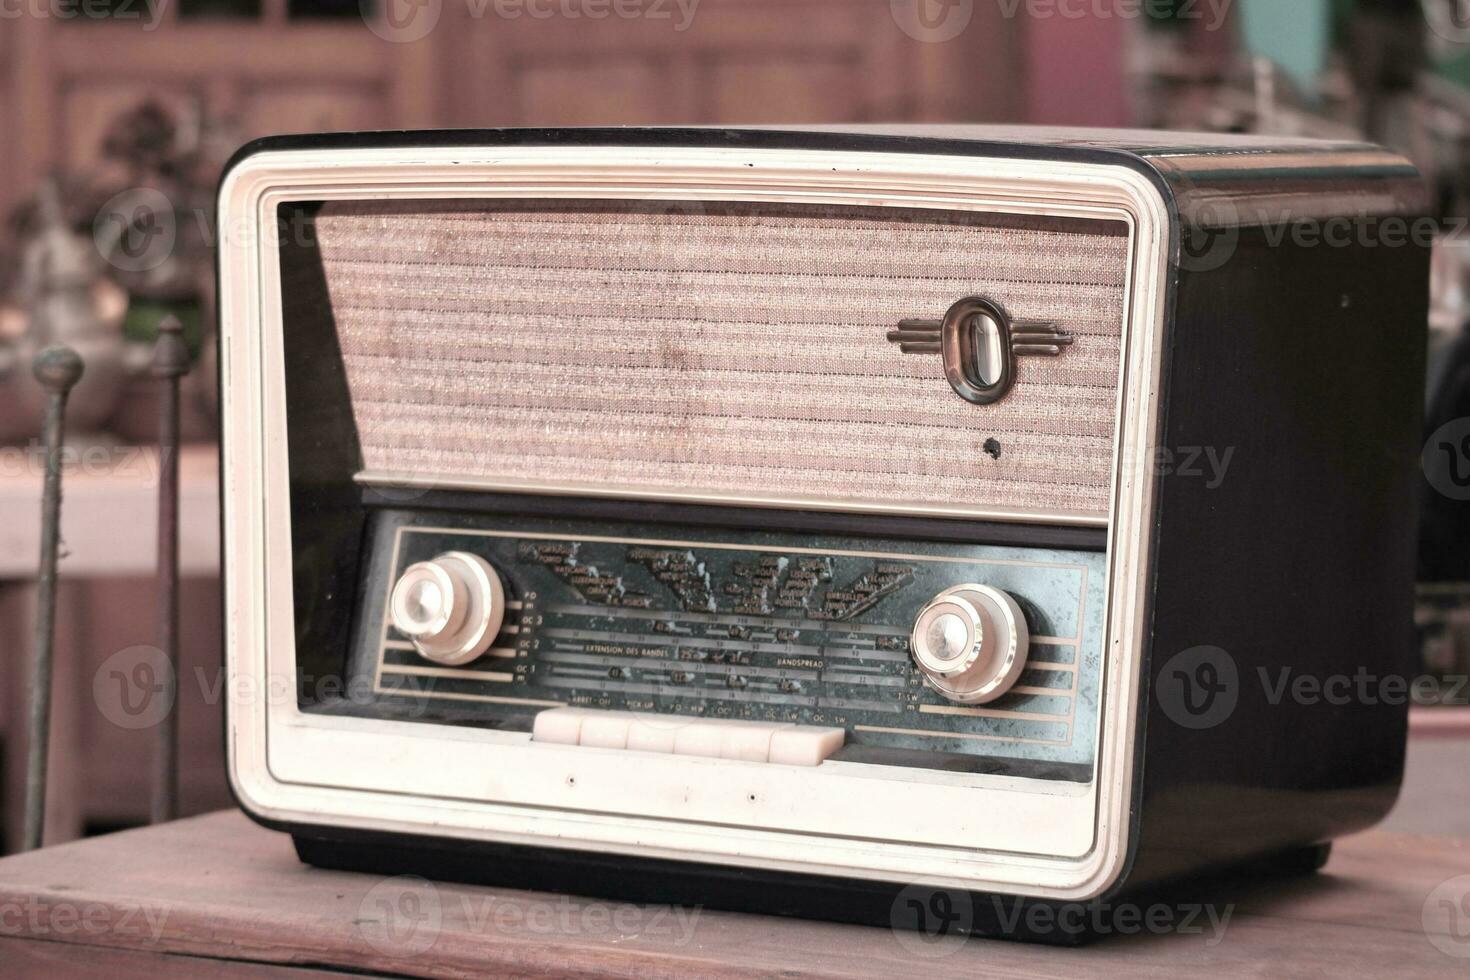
[
  {"left": 389, "top": 551, "right": 505, "bottom": 665},
  {"left": 909, "top": 584, "right": 1029, "bottom": 704}
]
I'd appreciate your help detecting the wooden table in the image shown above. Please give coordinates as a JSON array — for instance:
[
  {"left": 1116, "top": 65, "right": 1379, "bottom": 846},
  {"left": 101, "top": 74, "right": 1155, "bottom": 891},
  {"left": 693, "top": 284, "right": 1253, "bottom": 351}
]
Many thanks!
[{"left": 0, "top": 812, "right": 1467, "bottom": 978}]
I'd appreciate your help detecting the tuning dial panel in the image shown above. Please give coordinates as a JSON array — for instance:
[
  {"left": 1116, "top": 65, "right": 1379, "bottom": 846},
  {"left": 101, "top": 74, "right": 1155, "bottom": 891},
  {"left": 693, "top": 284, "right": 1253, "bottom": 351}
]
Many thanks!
[
  {"left": 388, "top": 551, "right": 505, "bottom": 665},
  {"left": 909, "top": 584, "right": 1030, "bottom": 704},
  {"left": 355, "top": 516, "right": 1105, "bottom": 777}
]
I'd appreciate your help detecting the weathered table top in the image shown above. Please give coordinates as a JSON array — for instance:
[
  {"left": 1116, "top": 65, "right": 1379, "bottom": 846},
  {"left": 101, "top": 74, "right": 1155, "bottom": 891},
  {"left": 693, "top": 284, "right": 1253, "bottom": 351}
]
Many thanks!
[{"left": 0, "top": 811, "right": 1467, "bottom": 978}]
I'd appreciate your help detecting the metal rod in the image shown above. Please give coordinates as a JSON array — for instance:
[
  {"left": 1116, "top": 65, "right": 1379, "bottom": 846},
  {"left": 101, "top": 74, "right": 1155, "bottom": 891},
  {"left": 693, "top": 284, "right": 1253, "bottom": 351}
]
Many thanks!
[
  {"left": 23, "top": 344, "right": 84, "bottom": 852},
  {"left": 151, "top": 315, "right": 189, "bottom": 825}
]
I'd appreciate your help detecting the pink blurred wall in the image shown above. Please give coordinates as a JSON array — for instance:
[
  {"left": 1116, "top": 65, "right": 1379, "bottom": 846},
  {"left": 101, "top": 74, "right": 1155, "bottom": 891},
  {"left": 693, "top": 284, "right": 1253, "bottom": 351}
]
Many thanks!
[{"left": 1025, "top": 11, "right": 1131, "bottom": 126}]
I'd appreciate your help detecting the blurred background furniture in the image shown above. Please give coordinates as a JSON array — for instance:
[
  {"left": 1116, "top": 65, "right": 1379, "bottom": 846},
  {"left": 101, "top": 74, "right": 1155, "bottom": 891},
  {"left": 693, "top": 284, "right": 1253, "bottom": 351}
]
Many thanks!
[{"left": 0, "top": 0, "right": 1050, "bottom": 225}]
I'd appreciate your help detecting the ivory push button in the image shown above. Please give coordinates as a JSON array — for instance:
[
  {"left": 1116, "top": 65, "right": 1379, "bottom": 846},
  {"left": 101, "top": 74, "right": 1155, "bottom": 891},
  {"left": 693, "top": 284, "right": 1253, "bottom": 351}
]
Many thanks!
[
  {"left": 578, "top": 713, "right": 632, "bottom": 750},
  {"left": 909, "top": 584, "right": 1030, "bottom": 704},
  {"left": 531, "top": 708, "right": 590, "bottom": 745},
  {"left": 530, "top": 708, "right": 845, "bottom": 765},
  {"left": 389, "top": 551, "right": 505, "bottom": 666},
  {"left": 767, "top": 727, "right": 845, "bottom": 767}
]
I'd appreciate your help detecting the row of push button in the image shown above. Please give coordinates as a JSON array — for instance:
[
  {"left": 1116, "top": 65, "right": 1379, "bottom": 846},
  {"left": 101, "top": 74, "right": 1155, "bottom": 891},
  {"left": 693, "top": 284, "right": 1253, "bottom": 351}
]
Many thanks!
[{"left": 531, "top": 708, "right": 844, "bottom": 766}]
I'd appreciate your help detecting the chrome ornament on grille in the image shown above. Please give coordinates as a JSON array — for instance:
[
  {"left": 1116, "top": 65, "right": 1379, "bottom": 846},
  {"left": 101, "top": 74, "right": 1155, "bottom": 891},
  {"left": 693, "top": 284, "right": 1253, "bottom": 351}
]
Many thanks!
[{"left": 888, "top": 296, "right": 1074, "bottom": 405}]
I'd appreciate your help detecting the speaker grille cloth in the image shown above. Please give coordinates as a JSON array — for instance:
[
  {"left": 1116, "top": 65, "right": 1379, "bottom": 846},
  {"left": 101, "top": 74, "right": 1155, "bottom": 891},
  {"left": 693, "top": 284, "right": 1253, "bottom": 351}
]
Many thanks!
[{"left": 307, "top": 200, "right": 1129, "bottom": 518}]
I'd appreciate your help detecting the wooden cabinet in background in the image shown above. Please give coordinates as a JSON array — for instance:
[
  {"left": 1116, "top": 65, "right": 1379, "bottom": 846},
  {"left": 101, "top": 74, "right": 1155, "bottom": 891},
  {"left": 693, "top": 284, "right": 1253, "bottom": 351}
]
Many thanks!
[
  {"left": 439, "top": 0, "right": 1021, "bottom": 127},
  {"left": 0, "top": 0, "right": 1020, "bottom": 221}
]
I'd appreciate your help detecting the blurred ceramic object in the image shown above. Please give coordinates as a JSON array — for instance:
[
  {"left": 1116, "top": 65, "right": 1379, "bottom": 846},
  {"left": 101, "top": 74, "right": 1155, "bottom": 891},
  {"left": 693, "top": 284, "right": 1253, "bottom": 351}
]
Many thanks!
[
  {"left": 95, "top": 100, "right": 219, "bottom": 309},
  {"left": 94, "top": 97, "right": 227, "bottom": 441},
  {"left": 0, "top": 179, "right": 128, "bottom": 444}
]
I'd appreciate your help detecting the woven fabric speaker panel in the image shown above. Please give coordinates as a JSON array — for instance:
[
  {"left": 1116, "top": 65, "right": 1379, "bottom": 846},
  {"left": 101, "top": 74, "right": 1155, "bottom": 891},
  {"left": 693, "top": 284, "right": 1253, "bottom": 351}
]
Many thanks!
[{"left": 305, "top": 200, "right": 1131, "bottom": 519}]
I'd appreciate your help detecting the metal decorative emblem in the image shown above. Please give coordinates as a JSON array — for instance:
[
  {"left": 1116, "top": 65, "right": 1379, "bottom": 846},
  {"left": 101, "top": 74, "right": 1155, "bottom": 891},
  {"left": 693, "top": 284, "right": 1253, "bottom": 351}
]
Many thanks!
[{"left": 887, "top": 296, "right": 1074, "bottom": 405}]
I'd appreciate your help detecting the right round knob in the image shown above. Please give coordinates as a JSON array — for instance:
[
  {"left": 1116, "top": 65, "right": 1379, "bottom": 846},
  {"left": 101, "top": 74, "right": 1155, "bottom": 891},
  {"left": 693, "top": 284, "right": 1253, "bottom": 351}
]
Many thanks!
[{"left": 909, "top": 584, "right": 1030, "bottom": 704}]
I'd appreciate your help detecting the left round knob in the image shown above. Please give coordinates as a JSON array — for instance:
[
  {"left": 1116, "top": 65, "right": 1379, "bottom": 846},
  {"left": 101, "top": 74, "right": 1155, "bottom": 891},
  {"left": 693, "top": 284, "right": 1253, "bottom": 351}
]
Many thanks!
[{"left": 389, "top": 552, "right": 505, "bottom": 665}]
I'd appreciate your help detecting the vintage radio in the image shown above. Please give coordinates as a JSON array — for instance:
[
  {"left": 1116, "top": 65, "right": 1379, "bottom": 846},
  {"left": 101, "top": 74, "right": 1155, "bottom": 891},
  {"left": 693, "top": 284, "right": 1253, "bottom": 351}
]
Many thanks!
[{"left": 219, "top": 127, "right": 1429, "bottom": 941}]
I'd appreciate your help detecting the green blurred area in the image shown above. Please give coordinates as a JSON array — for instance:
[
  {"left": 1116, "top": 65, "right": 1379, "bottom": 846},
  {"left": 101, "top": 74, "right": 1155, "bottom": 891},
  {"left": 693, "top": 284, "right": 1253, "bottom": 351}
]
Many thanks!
[
  {"left": 1235, "top": 0, "right": 1470, "bottom": 96},
  {"left": 122, "top": 298, "right": 206, "bottom": 359}
]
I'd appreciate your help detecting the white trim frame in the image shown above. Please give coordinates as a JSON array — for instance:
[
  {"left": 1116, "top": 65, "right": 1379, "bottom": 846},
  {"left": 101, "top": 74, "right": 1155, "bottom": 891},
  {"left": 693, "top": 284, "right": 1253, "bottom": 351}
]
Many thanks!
[{"left": 219, "top": 144, "right": 1170, "bottom": 901}]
